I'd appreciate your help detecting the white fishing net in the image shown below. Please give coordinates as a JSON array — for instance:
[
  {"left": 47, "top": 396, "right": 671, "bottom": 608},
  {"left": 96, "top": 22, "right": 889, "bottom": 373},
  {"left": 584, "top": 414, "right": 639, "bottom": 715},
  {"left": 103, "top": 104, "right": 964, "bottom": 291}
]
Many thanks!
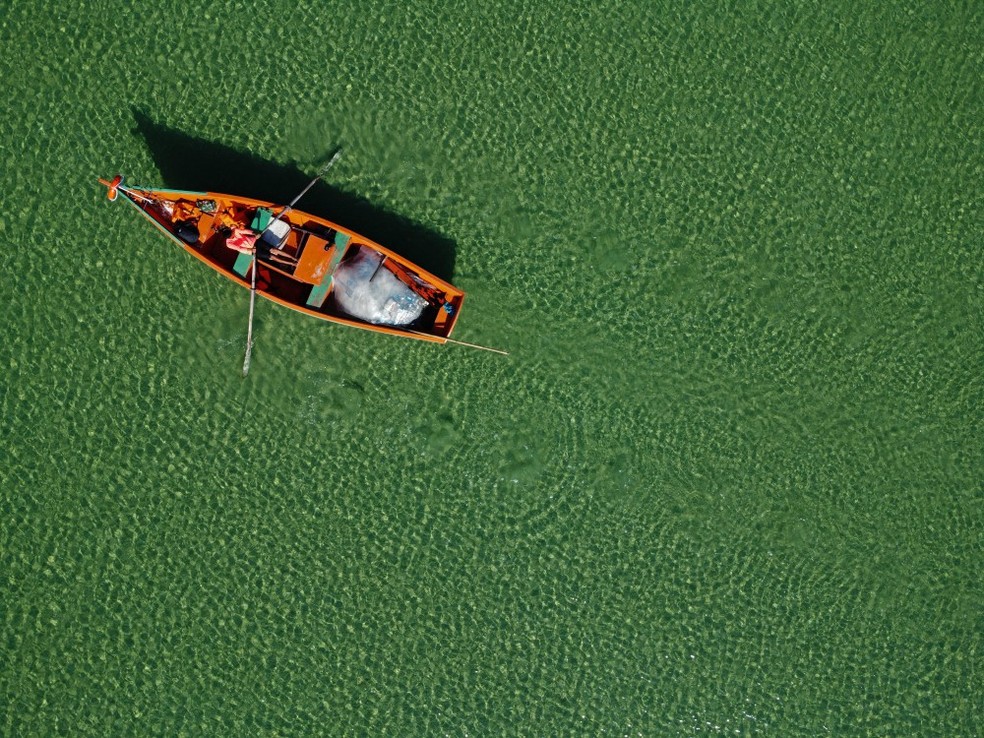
[{"left": 331, "top": 246, "right": 428, "bottom": 326}]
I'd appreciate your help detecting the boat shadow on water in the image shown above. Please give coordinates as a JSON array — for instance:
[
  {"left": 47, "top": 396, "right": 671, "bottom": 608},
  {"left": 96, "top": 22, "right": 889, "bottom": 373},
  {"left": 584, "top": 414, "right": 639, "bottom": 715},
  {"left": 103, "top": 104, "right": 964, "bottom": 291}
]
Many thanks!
[{"left": 131, "top": 109, "right": 456, "bottom": 283}]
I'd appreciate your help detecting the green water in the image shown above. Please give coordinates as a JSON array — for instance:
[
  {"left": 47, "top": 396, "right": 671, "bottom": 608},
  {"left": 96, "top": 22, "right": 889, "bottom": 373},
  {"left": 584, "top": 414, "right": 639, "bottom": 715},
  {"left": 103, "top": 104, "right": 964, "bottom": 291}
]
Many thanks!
[{"left": 1, "top": 1, "right": 980, "bottom": 735}]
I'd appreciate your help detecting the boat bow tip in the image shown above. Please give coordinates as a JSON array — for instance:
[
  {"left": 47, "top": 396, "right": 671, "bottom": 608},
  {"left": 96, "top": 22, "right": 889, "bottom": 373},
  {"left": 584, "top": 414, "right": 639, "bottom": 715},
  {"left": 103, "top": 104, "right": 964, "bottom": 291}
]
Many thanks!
[{"left": 98, "top": 174, "right": 124, "bottom": 201}]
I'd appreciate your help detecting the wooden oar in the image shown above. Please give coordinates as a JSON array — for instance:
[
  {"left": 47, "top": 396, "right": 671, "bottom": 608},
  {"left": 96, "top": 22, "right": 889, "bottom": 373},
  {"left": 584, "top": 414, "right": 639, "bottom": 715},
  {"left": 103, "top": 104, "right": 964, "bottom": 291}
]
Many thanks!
[
  {"left": 242, "top": 260, "right": 259, "bottom": 375},
  {"left": 242, "top": 150, "right": 343, "bottom": 376}
]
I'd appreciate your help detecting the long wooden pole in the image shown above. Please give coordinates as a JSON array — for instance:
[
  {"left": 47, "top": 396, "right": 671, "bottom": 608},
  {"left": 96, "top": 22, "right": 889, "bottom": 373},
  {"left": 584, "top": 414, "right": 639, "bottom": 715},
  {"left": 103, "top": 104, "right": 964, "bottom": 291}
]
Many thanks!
[
  {"left": 242, "top": 150, "right": 343, "bottom": 376},
  {"left": 408, "top": 330, "right": 509, "bottom": 356},
  {"left": 443, "top": 337, "right": 510, "bottom": 356}
]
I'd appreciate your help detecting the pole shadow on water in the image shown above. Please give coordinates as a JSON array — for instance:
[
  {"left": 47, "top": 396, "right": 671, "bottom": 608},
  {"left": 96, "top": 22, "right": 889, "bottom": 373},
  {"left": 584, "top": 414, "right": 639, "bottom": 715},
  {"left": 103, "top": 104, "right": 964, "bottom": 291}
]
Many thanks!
[{"left": 131, "top": 109, "right": 456, "bottom": 282}]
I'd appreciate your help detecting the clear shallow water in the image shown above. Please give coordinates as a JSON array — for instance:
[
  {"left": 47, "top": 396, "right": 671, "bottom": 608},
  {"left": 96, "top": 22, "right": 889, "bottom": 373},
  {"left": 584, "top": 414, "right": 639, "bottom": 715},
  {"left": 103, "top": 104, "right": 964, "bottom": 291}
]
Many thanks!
[{"left": 1, "top": 2, "right": 981, "bottom": 735}]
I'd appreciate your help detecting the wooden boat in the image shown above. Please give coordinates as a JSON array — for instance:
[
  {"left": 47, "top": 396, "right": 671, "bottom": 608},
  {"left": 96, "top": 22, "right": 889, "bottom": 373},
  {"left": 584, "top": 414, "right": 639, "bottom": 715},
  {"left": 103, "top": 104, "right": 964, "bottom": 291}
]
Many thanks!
[{"left": 97, "top": 175, "right": 464, "bottom": 344}]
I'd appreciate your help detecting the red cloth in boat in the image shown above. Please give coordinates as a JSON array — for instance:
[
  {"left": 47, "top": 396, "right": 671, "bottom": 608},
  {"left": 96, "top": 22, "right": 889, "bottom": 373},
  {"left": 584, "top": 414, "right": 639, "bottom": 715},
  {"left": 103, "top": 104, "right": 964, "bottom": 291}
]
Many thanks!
[{"left": 227, "top": 228, "right": 258, "bottom": 253}]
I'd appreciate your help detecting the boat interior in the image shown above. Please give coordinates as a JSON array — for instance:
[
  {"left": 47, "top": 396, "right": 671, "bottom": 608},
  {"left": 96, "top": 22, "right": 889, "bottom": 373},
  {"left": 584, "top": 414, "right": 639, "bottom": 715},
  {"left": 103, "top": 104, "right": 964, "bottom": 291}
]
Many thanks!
[{"left": 129, "top": 189, "right": 460, "bottom": 337}]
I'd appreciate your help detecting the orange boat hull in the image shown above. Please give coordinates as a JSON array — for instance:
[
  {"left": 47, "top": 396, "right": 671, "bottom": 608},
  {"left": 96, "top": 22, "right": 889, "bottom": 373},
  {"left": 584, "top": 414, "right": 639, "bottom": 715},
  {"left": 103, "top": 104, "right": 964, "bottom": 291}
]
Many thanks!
[{"left": 99, "top": 178, "right": 464, "bottom": 343}]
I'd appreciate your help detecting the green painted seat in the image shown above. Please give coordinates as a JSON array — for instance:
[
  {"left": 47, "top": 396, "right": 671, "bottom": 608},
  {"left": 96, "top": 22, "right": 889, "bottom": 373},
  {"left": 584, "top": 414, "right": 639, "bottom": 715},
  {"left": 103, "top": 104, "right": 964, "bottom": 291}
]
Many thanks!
[
  {"left": 233, "top": 251, "right": 253, "bottom": 277},
  {"left": 306, "top": 232, "right": 351, "bottom": 308}
]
